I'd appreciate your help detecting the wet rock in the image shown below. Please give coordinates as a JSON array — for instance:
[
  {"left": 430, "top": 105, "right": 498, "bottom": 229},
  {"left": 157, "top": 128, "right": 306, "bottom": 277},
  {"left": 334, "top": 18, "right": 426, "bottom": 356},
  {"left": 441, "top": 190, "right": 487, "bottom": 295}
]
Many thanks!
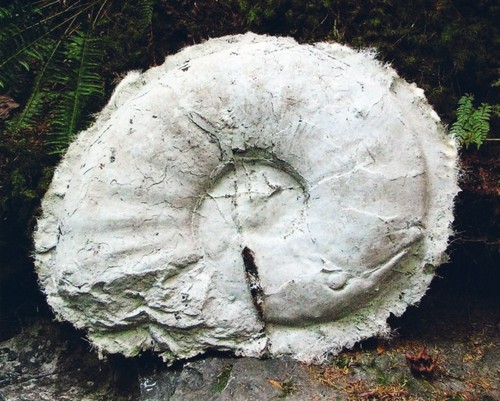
[
  {"left": 0, "top": 321, "right": 138, "bottom": 401},
  {"left": 139, "top": 356, "right": 327, "bottom": 401}
]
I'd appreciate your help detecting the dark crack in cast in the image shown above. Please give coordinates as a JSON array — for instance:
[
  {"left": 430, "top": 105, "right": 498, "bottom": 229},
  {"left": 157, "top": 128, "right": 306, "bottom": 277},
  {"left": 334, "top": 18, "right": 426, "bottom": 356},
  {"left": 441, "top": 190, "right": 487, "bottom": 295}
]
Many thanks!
[{"left": 242, "top": 246, "right": 265, "bottom": 322}]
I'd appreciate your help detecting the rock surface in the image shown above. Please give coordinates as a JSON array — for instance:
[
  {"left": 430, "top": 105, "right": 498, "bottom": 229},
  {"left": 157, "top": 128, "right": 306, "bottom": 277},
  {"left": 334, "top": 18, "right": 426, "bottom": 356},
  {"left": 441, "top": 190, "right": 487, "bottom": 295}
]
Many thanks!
[
  {"left": 34, "top": 33, "right": 459, "bottom": 362},
  {"left": 1, "top": 306, "right": 499, "bottom": 401}
]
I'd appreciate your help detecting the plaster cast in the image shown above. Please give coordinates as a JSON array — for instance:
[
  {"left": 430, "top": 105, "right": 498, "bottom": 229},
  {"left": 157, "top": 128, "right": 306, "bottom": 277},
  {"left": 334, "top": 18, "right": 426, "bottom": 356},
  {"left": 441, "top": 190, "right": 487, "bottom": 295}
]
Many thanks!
[{"left": 34, "top": 33, "right": 459, "bottom": 362}]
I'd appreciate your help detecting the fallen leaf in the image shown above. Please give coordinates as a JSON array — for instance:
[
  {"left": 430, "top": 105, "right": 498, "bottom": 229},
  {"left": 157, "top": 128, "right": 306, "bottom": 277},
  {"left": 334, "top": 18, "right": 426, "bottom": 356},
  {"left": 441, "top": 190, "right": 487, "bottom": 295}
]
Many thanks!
[
  {"left": 405, "top": 347, "right": 440, "bottom": 376},
  {"left": 268, "top": 379, "right": 283, "bottom": 389}
]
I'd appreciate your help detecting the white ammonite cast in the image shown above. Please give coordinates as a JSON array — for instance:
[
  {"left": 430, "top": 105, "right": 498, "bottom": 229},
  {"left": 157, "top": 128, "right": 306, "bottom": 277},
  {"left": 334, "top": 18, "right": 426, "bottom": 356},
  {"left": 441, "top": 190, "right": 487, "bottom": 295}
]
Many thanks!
[{"left": 34, "top": 33, "right": 459, "bottom": 362}]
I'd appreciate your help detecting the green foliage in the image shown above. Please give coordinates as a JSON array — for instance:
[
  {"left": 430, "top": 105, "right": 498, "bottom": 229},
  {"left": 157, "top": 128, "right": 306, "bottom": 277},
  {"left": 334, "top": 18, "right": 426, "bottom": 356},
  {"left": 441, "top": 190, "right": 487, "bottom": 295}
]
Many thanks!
[
  {"left": 50, "top": 30, "right": 104, "bottom": 151},
  {"left": 450, "top": 94, "right": 492, "bottom": 149},
  {"left": 0, "top": 3, "right": 46, "bottom": 90},
  {"left": 235, "top": 0, "right": 334, "bottom": 38},
  {"left": 0, "top": 0, "right": 157, "bottom": 153},
  {"left": 138, "top": 0, "right": 155, "bottom": 31}
]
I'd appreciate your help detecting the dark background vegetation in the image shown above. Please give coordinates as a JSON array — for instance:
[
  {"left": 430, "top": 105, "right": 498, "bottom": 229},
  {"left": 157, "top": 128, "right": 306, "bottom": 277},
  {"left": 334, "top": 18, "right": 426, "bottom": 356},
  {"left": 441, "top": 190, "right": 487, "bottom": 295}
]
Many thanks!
[{"left": 0, "top": 0, "right": 499, "bottom": 341}]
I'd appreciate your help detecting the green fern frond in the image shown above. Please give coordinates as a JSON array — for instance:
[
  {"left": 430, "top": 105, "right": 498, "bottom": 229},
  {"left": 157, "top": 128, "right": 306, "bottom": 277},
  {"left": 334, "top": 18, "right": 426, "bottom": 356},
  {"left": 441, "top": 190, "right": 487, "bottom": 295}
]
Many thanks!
[
  {"left": 456, "top": 94, "right": 473, "bottom": 118},
  {"left": 469, "top": 104, "right": 491, "bottom": 147},
  {"left": 450, "top": 94, "right": 492, "bottom": 149},
  {"left": 138, "top": 0, "right": 155, "bottom": 31},
  {"left": 49, "top": 29, "right": 105, "bottom": 153},
  {"left": 0, "top": 5, "right": 14, "bottom": 19},
  {"left": 6, "top": 36, "right": 65, "bottom": 133},
  {"left": 2, "top": 0, "right": 156, "bottom": 154},
  {"left": 0, "top": 3, "right": 45, "bottom": 89},
  {"left": 0, "top": 1, "right": 102, "bottom": 89}
]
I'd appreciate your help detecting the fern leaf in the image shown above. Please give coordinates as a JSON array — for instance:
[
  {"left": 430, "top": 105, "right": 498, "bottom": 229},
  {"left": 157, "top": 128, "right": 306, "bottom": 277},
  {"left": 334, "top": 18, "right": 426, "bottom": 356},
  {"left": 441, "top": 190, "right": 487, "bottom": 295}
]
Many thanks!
[
  {"left": 450, "top": 94, "right": 492, "bottom": 149},
  {"left": 6, "top": 37, "right": 64, "bottom": 133},
  {"left": 50, "top": 29, "right": 104, "bottom": 153},
  {"left": 138, "top": 0, "right": 155, "bottom": 31},
  {"left": 0, "top": 6, "right": 13, "bottom": 19},
  {"left": 471, "top": 104, "right": 491, "bottom": 148},
  {"left": 0, "top": 0, "right": 99, "bottom": 89}
]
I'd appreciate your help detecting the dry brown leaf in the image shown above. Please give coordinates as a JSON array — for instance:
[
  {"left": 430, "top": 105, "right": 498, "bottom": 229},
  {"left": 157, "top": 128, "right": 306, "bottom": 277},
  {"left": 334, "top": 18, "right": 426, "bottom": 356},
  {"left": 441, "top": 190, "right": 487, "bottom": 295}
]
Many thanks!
[{"left": 268, "top": 379, "right": 283, "bottom": 389}]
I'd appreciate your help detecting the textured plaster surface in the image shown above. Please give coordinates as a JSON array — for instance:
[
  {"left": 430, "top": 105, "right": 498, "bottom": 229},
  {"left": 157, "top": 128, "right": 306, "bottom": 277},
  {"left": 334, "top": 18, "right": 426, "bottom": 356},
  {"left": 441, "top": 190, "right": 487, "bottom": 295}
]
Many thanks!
[{"left": 34, "top": 33, "right": 459, "bottom": 362}]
